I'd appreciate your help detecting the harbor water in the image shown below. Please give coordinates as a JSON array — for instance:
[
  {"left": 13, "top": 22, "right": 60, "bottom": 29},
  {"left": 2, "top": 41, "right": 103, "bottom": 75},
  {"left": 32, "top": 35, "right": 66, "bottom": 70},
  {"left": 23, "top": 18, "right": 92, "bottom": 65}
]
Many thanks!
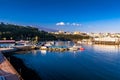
[{"left": 13, "top": 42, "right": 120, "bottom": 80}]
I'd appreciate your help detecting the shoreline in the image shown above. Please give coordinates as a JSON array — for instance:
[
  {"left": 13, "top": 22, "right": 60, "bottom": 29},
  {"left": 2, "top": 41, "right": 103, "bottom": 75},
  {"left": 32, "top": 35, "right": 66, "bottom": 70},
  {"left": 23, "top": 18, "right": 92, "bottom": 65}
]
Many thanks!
[
  {"left": 2, "top": 49, "right": 41, "bottom": 80},
  {"left": 7, "top": 56, "right": 41, "bottom": 80},
  {"left": 0, "top": 51, "right": 22, "bottom": 80}
]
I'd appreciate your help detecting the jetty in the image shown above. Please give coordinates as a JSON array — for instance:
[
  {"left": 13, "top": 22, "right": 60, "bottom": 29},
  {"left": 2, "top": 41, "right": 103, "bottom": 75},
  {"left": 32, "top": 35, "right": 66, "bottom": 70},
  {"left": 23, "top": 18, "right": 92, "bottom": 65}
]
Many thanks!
[{"left": 0, "top": 49, "right": 22, "bottom": 80}]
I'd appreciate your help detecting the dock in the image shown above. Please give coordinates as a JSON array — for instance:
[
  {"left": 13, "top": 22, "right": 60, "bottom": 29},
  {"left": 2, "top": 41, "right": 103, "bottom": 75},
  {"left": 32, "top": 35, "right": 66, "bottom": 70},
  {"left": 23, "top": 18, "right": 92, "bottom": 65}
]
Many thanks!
[{"left": 0, "top": 48, "right": 17, "bottom": 53}]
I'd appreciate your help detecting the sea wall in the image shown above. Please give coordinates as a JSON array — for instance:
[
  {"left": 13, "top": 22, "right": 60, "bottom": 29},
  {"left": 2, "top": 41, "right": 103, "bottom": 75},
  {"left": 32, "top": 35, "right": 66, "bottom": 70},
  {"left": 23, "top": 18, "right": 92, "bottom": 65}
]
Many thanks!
[
  {"left": 3, "top": 53, "right": 41, "bottom": 80},
  {"left": 0, "top": 51, "right": 22, "bottom": 80}
]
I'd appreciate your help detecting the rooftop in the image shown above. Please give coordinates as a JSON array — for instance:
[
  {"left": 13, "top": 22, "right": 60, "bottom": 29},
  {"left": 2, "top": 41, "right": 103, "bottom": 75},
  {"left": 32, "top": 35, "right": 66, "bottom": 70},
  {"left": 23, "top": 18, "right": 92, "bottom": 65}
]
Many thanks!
[{"left": 0, "top": 40, "right": 15, "bottom": 43}]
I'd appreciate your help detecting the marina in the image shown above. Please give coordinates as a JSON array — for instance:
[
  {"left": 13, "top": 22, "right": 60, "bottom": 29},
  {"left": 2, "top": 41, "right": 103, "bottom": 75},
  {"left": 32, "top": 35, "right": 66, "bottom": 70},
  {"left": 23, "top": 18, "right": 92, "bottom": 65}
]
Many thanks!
[
  {"left": 0, "top": 0, "right": 120, "bottom": 80},
  {"left": 12, "top": 44, "right": 120, "bottom": 80},
  {"left": 1, "top": 40, "right": 120, "bottom": 80},
  {"left": 37, "top": 41, "right": 85, "bottom": 52}
]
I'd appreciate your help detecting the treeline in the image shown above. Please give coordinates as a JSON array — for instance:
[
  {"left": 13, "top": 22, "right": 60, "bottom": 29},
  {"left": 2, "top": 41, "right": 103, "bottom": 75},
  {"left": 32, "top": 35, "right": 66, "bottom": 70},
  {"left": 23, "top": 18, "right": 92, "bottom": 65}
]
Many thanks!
[
  {"left": 52, "top": 34, "right": 90, "bottom": 41},
  {"left": 0, "top": 22, "right": 56, "bottom": 41},
  {"left": 0, "top": 22, "right": 90, "bottom": 41}
]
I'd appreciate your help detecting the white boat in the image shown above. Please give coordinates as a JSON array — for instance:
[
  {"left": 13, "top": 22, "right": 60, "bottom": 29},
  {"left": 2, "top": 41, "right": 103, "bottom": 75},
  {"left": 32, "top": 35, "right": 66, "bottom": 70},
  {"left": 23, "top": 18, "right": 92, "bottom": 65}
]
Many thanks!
[
  {"left": 44, "top": 43, "right": 52, "bottom": 47},
  {"left": 44, "top": 42, "right": 54, "bottom": 47},
  {"left": 40, "top": 46, "right": 47, "bottom": 50},
  {"left": 15, "top": 40, "right": 30, "bottom": 47},
  {"left": 69, "top": 44, "right": 82, "bottom": 51},
  {"left": 69, "top": 47, "right": 78, "bottom": 51}
]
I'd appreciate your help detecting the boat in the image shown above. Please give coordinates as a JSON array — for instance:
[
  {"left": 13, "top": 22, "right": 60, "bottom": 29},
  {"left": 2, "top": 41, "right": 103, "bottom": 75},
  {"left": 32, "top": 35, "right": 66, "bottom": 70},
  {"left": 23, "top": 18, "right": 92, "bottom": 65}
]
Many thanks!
[
  {"left": 69, "top": 44, "right": 85, "bottom": 51},
  {"left": 40, "top": 46, "right": 48, "bottom": 50},
  {"left": 79, "top": 47, "right": 85, "bottom": 50},
  {"left": 69, "top": 47, "right": 78, "bottom": 51},
  {"left": 15, "top": 40, "right": 29, "bottom": 46},
  {"left": 14, "top": 40, "right": 34, "bottom": 50},
  {"left": 44, "top": 41, "right": 54, "bottom": 47},
  {"left": 44, "top": 43, "right": 52, "bottom": 47}
]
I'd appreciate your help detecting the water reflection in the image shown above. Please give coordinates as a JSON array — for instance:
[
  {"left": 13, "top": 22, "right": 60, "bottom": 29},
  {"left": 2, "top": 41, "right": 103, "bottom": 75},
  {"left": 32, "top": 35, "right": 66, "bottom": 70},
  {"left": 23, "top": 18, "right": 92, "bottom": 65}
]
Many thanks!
[
  {"left": 92, "top": 45, "right": 120, "bottom": 53},
  {"left": 31, "top": 50, "right": 37, "bottom": 55},
  {"left": 14, "top": 44, "right": 120, "bottom": 80},
  {"left": 40, "top": 50, "right": 47, "bottom": 55}
]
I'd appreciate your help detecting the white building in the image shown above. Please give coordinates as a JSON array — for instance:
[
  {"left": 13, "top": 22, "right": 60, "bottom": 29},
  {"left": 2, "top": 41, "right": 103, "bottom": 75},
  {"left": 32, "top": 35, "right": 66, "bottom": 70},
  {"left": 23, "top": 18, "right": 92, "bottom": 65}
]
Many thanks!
[
  {"left": 73, "top": 31, "right": 81, "bottom": 35},
  {"left": 94, "top": 36, "right": 119, "bottom": 42}
]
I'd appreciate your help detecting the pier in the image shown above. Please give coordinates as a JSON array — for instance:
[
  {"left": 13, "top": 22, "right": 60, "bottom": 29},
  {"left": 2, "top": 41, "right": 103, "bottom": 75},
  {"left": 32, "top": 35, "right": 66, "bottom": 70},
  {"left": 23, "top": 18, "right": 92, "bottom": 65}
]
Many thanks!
[{"left": 0, "top": 49, "right": 22, "bottom": 80}]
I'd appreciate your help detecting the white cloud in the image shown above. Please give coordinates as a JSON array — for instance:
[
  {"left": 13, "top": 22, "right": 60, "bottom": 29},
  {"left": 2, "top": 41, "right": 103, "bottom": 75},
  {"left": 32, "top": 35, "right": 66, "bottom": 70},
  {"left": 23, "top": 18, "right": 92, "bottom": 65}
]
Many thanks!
[
  {"left": 71, "top": 23, "right": 82, "bottom": 26},
  {"left": 56, "top": 22, "right": 82, "bottom": 26},
  {"left": 56, "top": 22, "right": 65, "bottom": 26}
]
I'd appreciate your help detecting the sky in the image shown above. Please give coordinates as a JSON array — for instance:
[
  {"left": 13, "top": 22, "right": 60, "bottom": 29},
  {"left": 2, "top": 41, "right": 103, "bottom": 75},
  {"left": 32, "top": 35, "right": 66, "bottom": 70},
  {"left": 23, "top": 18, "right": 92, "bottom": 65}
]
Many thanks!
[{"left": 0, "top": 0, "right": 120, "bottom": 32}]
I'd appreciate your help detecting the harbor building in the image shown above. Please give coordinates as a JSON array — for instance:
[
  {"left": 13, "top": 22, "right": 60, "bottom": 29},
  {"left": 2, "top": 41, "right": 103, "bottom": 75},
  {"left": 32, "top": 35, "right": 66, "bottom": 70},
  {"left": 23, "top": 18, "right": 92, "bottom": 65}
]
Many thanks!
[
  {"left": 93, "top": 37, "right": 120, "bottom": 45},
  {"left": 0, "top": 40, "right": 15, "bottom": 48}
]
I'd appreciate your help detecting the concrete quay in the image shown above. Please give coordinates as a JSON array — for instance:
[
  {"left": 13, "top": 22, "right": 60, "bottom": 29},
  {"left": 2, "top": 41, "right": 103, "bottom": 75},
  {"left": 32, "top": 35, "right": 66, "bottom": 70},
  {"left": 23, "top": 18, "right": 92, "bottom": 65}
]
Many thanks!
[{"left": 0, "top": 49, "right": 22, "bottom": 80}]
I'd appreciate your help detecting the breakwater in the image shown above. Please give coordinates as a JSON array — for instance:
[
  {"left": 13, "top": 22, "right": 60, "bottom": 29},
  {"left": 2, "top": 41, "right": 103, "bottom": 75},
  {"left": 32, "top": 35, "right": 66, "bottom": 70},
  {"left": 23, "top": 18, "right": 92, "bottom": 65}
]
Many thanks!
[
  {"left": 0, "top": 51, "right": 22, "bottom": 80},
  {"left": 3, "top": 52, "right": 41, "bottom": 80}
]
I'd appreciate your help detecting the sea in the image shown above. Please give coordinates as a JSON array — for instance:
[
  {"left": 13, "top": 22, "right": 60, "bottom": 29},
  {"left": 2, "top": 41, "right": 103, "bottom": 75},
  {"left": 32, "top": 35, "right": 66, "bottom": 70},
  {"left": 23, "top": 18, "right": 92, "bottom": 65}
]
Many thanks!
[{"left": 13, "top": 41, "right": 120, "bottom": 80}]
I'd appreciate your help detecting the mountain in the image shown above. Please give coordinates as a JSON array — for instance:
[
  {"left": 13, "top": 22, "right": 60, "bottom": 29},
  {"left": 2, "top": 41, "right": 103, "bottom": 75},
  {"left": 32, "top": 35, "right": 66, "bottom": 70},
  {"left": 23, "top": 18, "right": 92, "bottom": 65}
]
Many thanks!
[{"left": 37, "top": 26, "right": 58, "bottom": 32}]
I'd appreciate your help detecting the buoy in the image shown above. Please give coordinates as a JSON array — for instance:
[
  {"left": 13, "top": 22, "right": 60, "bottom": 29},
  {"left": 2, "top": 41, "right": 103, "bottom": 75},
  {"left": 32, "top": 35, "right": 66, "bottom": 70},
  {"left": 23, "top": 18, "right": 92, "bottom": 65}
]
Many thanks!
[{"left": 80, "top": 47, "right": 85, "bottom": 50}]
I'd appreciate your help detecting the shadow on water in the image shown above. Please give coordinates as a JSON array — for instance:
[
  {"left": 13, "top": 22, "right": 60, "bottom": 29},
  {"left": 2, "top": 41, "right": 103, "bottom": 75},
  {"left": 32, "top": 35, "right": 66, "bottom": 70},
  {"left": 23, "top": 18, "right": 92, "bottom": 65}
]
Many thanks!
[
  {"left": 3, "top": 53, "right": 41, "bottom": 80},
  {"left": 0, "top": 52, "right": 22, "bottom": 80}
]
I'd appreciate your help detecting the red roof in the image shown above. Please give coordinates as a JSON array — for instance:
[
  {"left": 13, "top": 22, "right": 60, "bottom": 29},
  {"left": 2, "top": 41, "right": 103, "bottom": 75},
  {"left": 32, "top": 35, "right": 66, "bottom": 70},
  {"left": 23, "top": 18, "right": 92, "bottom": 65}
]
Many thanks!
[{"left": 0, "top": 40, "right": 15, "bottom": 43}]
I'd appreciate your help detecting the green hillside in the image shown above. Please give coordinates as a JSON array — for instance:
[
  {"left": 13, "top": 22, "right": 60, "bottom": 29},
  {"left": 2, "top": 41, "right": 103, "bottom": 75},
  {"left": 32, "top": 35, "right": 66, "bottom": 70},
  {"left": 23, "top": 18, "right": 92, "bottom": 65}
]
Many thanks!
[{"left": 0, "top": 22, "right": 56, "bottom": 41}]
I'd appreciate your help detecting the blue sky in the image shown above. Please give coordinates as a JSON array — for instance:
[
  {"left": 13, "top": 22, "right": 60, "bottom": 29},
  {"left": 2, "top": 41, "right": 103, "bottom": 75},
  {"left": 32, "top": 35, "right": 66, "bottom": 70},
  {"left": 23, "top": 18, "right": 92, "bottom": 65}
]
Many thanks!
[{"left": 0, "top": 0, "right": 120, "bottom": 32}]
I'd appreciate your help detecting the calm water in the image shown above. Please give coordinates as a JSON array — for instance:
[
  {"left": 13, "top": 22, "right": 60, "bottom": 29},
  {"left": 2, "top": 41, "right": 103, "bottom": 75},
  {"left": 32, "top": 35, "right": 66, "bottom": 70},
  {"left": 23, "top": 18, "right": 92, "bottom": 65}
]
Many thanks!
[{"left": 14, "top": 44, "right": 120, "bottom": 80}]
